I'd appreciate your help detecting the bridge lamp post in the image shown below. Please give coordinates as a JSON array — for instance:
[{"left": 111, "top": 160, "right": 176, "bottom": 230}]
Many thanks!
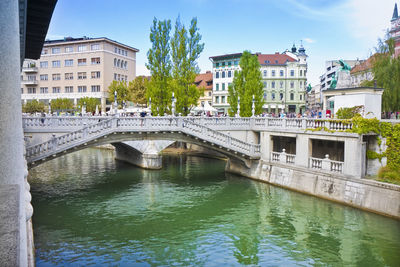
[
  {"left": 114, "top": 90, "right": 118, "bottom": 114},
  {"left": 48, "top": 100, "right": 51, "bottom": 115},
  {"left": 252, "top": 95, "right": 255, "bottom": 117},
  {"left": 171, "top": 92, "right": 176, "bottom": 116},
  {"left": 237, "top": 96, "right": 240, "bottom": 117}
]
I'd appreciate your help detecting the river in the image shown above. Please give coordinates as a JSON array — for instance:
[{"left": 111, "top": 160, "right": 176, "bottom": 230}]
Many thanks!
[{"left": 29, "top": 148, "right": 400, "bottom": 266}]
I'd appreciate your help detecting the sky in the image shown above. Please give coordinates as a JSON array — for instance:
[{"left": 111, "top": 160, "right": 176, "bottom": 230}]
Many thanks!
[{"left": 45, "top": 0, "right": 397, "bottom": 85}]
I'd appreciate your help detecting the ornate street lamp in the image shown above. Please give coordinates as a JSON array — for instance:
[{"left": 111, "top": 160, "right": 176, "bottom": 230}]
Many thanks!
[
  {"left": 114, "top": 90, "right": 117, "bottom": 113},
  {"left": 237, "top": 96, "right": 240, "bottom": 117},
  {"left": 48, "top": 100, "right": 51, "bottom": 115},
  {"left": 171, "top": 92, "right": 176, "bottom": 116},
  {"left": 252, "top": 95, "right": 255, "bottom": 117}
]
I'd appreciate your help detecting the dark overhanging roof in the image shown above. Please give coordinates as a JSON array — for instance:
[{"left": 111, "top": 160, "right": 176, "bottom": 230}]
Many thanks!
[{"left": 23, "top": 0, "right": 58, "bottom": 59}]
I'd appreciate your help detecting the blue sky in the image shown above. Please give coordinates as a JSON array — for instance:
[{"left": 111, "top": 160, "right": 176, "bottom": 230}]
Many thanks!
[{"left": 46, "top": 0, "right": 396, "bottom": 85}]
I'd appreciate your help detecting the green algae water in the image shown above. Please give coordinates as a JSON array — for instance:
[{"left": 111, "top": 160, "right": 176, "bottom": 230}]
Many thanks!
[{"left": 29, "top": 148, "right": 400, "bottom": 266}]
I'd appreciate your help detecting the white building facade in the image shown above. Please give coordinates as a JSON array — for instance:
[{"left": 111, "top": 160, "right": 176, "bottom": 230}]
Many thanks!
[{"left": 209, "top": 45, "right": 308, "bottom": 115}]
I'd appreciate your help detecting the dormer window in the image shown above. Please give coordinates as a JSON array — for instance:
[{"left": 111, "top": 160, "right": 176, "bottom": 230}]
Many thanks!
[
  {"left": 265, "top": 60, "right": 270, "bottom": 64},
  {"left": 275, "top": 60, "right": 278, "bottom": 64}
]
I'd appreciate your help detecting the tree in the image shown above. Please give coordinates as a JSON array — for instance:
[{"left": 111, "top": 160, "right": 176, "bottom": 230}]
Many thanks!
[
  {"left": 128, "top": 76, "right": 148, "bottom": 105},
  {"left": 108, "top": 80, "right": 129, "bottom": 107},
  {"left": 228, "top": 51, "right": 264, "bottom": 117},
  {"left": 370, "top": 36, "right": 400, "bottom": 112},
  {"left": 77, "top": 97, "right": 100, "bottom": 113},
  {"left": 171, "top": 17, "right": 204, "bottom": 115},
  {"left": 146, "top": 18, "right": 172, "bottom": 115},
  {"left": 50, "top": 98, "right": 74, "bottom": 112},
  {"left": 22, "top": 100, "right": 45, "bottom": 113}
]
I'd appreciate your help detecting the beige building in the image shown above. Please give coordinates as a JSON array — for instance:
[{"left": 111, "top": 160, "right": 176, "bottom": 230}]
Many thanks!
[
  {"left": 21, "top": 37, "right": 138, "bottom": 112},
  {"left": 195, "top": 71, "right": 213, "bottom": 107}
]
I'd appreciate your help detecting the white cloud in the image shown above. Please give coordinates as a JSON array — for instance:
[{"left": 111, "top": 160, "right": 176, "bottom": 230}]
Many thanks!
[
  {"left": 346, "top": 0, "right": 394, "bottom": 43},
  {"left": 303, "top": 38, "right": 315, "bottom": 44},
  {"left": 136, "top": 64, "right": 150, "bottom": 76}
]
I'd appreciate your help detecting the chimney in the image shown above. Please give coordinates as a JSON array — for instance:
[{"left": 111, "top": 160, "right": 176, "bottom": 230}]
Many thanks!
[{"left": 275, "top": 52, "right": 279, "bottom": 54}]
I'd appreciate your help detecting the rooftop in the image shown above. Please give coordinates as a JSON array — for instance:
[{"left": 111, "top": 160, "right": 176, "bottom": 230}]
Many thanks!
[
  {"left": 257, "top": 53, "right": 297, "bottom": 66},
  {"left": 195, "top": 71, "right": 213, "bottom": 90}
]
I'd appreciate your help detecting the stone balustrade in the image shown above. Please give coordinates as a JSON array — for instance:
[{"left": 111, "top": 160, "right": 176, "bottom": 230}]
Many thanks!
[
  {"left": 270, "top": 149, "right": 296, "bottom": 164},
  {"left": 23, "top": 116, "right": 355, "bottom": 133},
  {"left": 309, "top": 155, "right": 344, "bottom": 174}
]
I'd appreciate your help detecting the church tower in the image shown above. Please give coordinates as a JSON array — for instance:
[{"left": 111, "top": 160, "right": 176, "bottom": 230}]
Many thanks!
[{"left": 390, "top": 3, "right": 400, "bottom": 57}]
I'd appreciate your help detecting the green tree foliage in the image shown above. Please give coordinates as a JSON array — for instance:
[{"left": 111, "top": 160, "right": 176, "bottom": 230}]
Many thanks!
[
  {"left": 228, "top": 51, "right": 264, "bottom": 117},
  {"left": 146, "top": 18, "right": 172, "bottom": 115},
  {"left": 50, "top": 98, "right": 74, "bottom": 111},
  {"left": 171, "top": 17, "right": 204, "bottom": 115},
  {"left": 371, "top": 37, "right": 400, "bottom": 112},
  {"left": 335, "top": 105, "right": 363, "bottom": 119},
  {"left": 128, "top": 76, "right": 148, "bottom": 105},
  {"left": 77, "top": 97, "right": 100, "bottom": 113},
  {"left": 22, "top": 100, "right": 45, "bottom": 113},
  {"left": 108, "top": 80, "right": 129, "bottom": 105}
]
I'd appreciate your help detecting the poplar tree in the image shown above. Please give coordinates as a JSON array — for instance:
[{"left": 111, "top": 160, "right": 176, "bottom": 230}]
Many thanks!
[
  {"left": 171, "top": 17, "right": 204, "bottom": 115},
  {"left": 146, "top": 18, "right": 172, "bottom": 115},
  {"left": 370, "top": 37, "right": 400, "bottom": 112},
  {"left": 128, "top": 76, "right": 148, "bottom": 105},
  {"left": 228, "top": 51, "right": 264, "bottom": 117}
]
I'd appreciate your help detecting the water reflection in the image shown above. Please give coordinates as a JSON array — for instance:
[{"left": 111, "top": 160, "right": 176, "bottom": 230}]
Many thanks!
[{"left": 29, "top": 148, "right": 400, "bottom": 266}]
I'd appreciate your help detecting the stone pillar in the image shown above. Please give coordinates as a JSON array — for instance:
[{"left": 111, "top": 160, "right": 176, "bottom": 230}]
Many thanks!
[
  {"left": 101, "top": 97, "right": 106, "bottom": 115},
  {"left": 344, "top": 138, "right": 363, "bottom": 177},
  {"left": 0, "top": 1, "right": 28, "bottom": 266},
  {"left": 295, "top": 134, "right": 310, "bottom": 168}
]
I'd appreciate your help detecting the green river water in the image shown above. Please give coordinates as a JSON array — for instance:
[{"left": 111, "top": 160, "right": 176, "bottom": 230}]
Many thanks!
[{"left": 29, "top": 148, "right": 400, "bottom": 266}]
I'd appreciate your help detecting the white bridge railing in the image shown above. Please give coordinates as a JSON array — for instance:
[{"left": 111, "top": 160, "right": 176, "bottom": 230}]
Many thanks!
[
  {"left": 270, "top": 149, "right": 296, "bottom": 164},
  {"left": 309, "top": 155, "right": 344, "bottom": 173},
  {"left": 23, "top": 116, "right": 354, "bottom": 132},
  {"left": 25, "top": 117, "right": 261, "bottom": 165}
]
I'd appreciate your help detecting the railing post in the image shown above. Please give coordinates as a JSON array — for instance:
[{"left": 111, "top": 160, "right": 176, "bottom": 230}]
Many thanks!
[
  {"left": 322, "top": 154, "right": 330, "bottom": 171},
  {"left": 282, "top": 118, "right": 286, "bottom": 128},
  {"left": 250, "top": 117, "right": 255, "bottom": 130},
  {"left": 51, "top": 134, "right": 57, "bottom": 151},
  {"left": 279, "top": 149, "right": 286, "bottom": 163},
  {"left": 326, "top": 120, "right": 330, "bottom": 130},
  {"left": 250, "top": 141, "right": 255, "bottom": 155},
  {"left": 301, "top": 118, "right": 307, "bottom": 129},
  {"left": 226, "top": 117, "right": 231, "bottom": 128},
  {"left": 111, "top": 117, "right": 118, "bottom": 129}
]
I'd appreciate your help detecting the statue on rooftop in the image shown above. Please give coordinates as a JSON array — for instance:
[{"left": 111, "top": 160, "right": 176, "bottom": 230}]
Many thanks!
[
  {"left": 338, "top": 59, "right": 352, "bottom": 72},
  {"left": 329, "top": 73, "right": 337, "bottom": 89}
]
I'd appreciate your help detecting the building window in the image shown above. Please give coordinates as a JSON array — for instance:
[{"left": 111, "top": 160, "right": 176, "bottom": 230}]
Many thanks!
[
  {"left": 65, "top": 73, "right": 73, "bottom": 80},
  {"left": 65, "top": 46, "right": 73, "bottom": 53},
  {"left": 91, "top": 57, "right": 100, "bottom": 64},
  {"left": 52, "top": 87, "right": 60, "bottom": 93},
  {"left": 290, "top": 93, "right": 294, "bottom": 100},
  {"left": 215, "top": 96, "right": 219, "bottom": 103},
  {"left": 78, "top": 86, "right": 87, "bottom": 93},
  {"left": 263, "top": 70, "right": 267, "bottom": 77},
  {"left": 290, "top": 82, "right": 294, "bottom": 88},
  {"left": 216, "top": 72, "right": 219, "bottom": 79},
  {"left": 263, "top": 92, "right": 267, "bottom": 100},
  {"left": 280, "top": 70, "right": 284, "bottom": 76},
  {"left": 221, "top": 96, "right": 225, "bottom": 103},
  {"left": 27, "top": 87, "right": 36, "bottom": 94},
  {"left": 300, "top": 94, "right": 303, "bottom": 100},
  {"left": 208, "top": 92, "right": 211, "bottom": 96},
  {"left": 272, "top": 92, "right": 275, "bottom": 100},
  {"left": 290, "top": 70, "right": 294, "bottom": 76},
  {"left": 65, "top": 86, "right": 74, "bottom": 93},
  {"left": 41, "top": 49, "right": 48, "bottom": 55},
  {"left": 272, "top": 70, "right": 276, "bottom": 77},
  {"left": 65, "top": 59, "right": 73, "bottom": 67},
  {"left": 216, "top": 84, "right": 219, "bottom": 91},
  {"left": 222, "top": 71, "right": 225, "bottom": 78},
  {"left": 91, "top": 44, "right": 100, "bottom": 50},
  {"left": 280, "top": 81, "right": 283, "bottom": 88},
  {"left": 91, "top": 85, "right": 100, "bottom": 92},
  {"left": 78, "top": 45, "right": 87, "bottom": 52},
  {"left": 52, "top": 47, "right": 60, "bottom": 54},
  {"left": 91, "top": 71, "right": 101, "bottom": 79},
  {"left": 40, "top": 87, "right": 48, "bottom": 94},
  {"left": 40, "top": 74, "right": 48, "bottom": 81},
  {"left": 52, "top": 73, "right": 60, "bottom": 81},
  {"left": 272, "top": 81, "right": 275, "bottom": 88},
  {"left": 228, "top": 71, "right": 231, "bottom": 78},
  {"left": 78, "top": 72, "right": 87, "bottom": 80},
  {"left": 52, "top": 60, "right": 60, "bottom": 68},
  {"left": 280, "top": 93, "right": 284, "bottom": 100},
  {"left": 78, "top": 58, "right": 87, "bottom": 66},
  {"left": 263, "top": 82, "right": 267, "bottom": 88},
  {"left": 300, "top": 81, "right": 303, "bottom": 87},
  {"left": 300, "top": 70, "right": 303, "bottom": 76},
  {"left": 222, "top": 83, "right": 225, "bottom": 91},
  {"left": 40, "top": 61, "right": 48, "bottom": 68}
]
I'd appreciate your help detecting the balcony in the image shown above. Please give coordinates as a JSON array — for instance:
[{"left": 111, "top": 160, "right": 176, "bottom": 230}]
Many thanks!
[
  {"left": 21, "top": 80, "right": 38, "bottom": 85},
  {"left": 22, "top": 66, "right": 38, "bottom": 72}
]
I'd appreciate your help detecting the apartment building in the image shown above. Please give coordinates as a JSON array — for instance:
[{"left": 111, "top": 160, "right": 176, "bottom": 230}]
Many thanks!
[
  {"left": 21, "top": 37, "right": 138, "bottom": 112},
  {"left": 195, "top": 71, "right": 213, "bottom": 107},
  {"left": 319, "top": 59, "right": 359, "bottom": 91},
  {"left": 209, "top": 44, "right": 308, "bottom": 114}
]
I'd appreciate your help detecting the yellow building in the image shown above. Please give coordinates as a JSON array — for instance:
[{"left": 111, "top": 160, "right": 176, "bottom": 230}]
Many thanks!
[
  {"left": 195, "top": 71, "right": 213, "bottom": 107},
  {"left": 21, "top": 37, "right": 138, "bottom": 112}
]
